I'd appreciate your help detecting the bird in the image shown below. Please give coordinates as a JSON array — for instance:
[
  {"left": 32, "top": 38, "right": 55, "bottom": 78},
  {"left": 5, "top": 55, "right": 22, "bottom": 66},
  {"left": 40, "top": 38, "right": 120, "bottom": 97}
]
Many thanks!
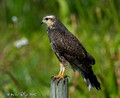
[{"left": 41, "top": 15, "right": 101, "bottom": 90}]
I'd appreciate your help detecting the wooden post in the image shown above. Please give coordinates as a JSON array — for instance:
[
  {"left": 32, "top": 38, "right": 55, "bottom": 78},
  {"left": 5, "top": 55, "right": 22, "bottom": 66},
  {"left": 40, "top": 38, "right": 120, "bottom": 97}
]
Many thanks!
[{"left": 51, "top": 77, "right": 68, "bottom": 98}]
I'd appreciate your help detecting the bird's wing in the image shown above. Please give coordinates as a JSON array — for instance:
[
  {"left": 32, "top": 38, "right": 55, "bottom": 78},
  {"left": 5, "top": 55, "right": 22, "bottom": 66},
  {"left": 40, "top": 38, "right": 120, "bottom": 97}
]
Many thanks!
[
  {"left": 50, "top": 29, "right": 95, "bottom": 72},
  {"left": 54, "top": 29, "right": 87, "bottom": 60}
]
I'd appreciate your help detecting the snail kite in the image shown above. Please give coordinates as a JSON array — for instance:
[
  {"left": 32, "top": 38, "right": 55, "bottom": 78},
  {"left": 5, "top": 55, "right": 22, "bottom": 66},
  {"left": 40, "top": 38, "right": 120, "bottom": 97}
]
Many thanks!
[{"left": 41, "top": 15, "right": 101, "bottom": 90}]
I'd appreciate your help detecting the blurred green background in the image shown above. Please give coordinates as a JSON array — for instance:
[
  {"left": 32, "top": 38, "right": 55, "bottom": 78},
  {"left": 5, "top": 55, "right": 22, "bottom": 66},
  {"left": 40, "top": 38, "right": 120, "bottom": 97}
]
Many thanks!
[{"left": 0, "top": 0, "right": 120, "bottom": 98}]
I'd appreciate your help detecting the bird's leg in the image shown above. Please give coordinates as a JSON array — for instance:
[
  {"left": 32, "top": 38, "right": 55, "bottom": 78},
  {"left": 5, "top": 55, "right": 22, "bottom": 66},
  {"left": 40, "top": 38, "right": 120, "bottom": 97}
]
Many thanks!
[
  {"left": 54, "top": 63, "right": 62, "bottom": 78},
  {"left": 61, "top": 65, "right": 65, "bottom": 76},
  {"left": 54, "top": 63, "right": 65, "bottom": 81},
  {"left": 57, "top": 65, "right": 65, "bottom": 81}
]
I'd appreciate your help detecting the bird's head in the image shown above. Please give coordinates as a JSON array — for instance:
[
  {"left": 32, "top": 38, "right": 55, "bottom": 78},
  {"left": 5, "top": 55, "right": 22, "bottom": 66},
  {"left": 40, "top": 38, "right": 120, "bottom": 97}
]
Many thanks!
[{"left": 41, "top": 15, "right": 57, "bottom": 28}]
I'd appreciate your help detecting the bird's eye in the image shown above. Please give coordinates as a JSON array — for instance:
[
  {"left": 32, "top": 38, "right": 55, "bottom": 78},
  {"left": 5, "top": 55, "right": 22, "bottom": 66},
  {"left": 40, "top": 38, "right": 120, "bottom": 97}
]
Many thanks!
[{"left": 45, "top": 18, "right": 48, "bottom": 20}]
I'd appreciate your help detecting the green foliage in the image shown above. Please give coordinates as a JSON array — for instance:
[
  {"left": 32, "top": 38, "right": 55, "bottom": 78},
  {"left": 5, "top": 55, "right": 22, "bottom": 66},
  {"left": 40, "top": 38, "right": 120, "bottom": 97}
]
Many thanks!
[{"left": 0, "top": 0, "right": 120, "bottom": 98}]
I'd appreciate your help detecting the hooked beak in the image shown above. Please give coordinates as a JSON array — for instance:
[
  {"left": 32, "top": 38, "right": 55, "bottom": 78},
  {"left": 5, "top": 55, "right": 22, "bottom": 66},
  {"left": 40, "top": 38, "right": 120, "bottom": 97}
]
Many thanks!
[{"left": 40, "top": 21, "right": 43, "bottom": 24}]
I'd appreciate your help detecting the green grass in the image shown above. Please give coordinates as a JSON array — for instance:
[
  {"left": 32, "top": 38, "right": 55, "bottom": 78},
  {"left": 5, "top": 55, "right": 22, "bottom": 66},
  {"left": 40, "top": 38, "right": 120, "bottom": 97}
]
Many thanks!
[{"left": 0, "top": 0, "right": 120, "bottom": 98}]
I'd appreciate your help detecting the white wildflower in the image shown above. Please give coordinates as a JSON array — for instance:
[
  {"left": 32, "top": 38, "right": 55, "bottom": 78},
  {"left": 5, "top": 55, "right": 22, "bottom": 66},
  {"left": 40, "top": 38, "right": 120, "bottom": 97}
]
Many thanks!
[
  {"left": 14, "top": 37, "right": 29, "bottom": 48},
  {"left": 12, "top": 16, "right": 18, "bottom": 23}
]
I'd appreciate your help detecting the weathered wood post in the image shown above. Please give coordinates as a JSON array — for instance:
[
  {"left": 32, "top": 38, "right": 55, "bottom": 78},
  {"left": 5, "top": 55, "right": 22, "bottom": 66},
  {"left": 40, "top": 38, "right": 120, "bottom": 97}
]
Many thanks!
[{"left": 51, "top": 77, "right": 68, "bottom": 98}]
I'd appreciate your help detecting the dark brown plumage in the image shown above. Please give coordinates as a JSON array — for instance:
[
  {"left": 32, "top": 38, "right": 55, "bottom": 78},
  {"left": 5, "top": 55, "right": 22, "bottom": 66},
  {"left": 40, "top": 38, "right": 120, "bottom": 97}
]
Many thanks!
[{"left": 41, "top": 15, "right": 101, "bottom": 90}]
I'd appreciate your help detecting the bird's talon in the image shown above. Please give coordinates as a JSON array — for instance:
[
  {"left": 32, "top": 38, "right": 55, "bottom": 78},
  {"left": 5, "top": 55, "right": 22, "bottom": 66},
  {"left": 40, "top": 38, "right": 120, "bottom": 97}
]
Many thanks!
[
  {"left": 57, "top": 80, "right": 60, "bottom": 85},
  {"left": 64, "top": 75, "right": 67, "bottom": 78},
  {"left": 58, "top": 77, "right": 64, "bottom": 81},
  {"left": 51, "top": 76, "right": 54, "bottom": 79},
  {"left": 53, "top": 77, "right": 56, "bottom": 81},
  {"left": 65, "top": 75, "right": 70, "bottom": 78},
  {"left": 54, "top": 74, "right": 65, "bottom": 82},
  {"left": 63, "top": 79, "right": 66, "bottom": 84}
]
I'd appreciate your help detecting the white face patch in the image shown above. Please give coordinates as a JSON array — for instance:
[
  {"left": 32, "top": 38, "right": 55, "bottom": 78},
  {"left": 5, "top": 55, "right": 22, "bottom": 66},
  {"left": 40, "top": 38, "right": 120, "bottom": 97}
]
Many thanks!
[
  {"left": 46, "top": 15, "right": 55, "bottom": 19},
  {"left": 42, "top": 15, "right": 56, "bottom": 28},
  {"left": 43, "top": 15, "right": 55, "bottom": 20}
]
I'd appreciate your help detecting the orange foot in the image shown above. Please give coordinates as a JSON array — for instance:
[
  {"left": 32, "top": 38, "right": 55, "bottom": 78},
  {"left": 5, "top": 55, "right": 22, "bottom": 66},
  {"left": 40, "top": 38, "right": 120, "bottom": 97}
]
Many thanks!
[{"left": 54, "top": 74, "right": 65, "bottom": 81}]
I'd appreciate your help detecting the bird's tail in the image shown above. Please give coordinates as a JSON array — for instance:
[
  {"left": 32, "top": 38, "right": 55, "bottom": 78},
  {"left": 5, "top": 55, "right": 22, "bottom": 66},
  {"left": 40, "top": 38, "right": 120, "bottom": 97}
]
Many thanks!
[
  {"left": 81, "top": 71, "right": 101, "bottom": 91},
  {"left": 71, "top": 63, "right": 101, "bottom": 90}
]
